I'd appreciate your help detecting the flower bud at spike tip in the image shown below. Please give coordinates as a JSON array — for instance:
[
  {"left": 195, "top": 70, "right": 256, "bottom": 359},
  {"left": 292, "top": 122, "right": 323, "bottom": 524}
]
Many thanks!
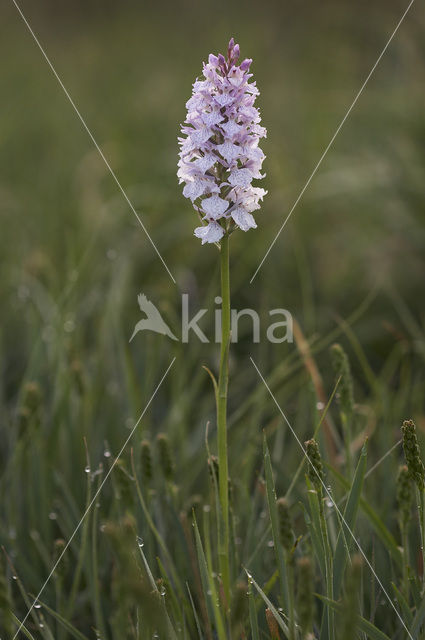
[
  {"left": 276, "top": 497, "right": 294, "bottom": 552},
  {"left": 396, "top": 465, "right": 413, "bottom": 527},
  {"left": 305, "top": 438, "right": 324, "bottom": 491},
  {"left": 156, "top": 433, "right": 174, "bottom": 481},
  {"left": 178, "top": 38, "right": 267, "bottom": 244},
  {"left": 402, "top": 419, "right": 424, "bottom": 491}
]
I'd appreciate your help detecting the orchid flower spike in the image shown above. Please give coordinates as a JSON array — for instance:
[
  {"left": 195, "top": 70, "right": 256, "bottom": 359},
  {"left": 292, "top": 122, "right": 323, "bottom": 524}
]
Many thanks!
[{"left": 178, "top": 38, "right": 267, "bottom": 244}]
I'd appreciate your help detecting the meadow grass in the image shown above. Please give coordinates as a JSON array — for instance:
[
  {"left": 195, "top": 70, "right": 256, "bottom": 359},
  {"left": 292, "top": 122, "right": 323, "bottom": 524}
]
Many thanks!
[{"left": 1, "top": 1, "right": 425, "bottom": 638}]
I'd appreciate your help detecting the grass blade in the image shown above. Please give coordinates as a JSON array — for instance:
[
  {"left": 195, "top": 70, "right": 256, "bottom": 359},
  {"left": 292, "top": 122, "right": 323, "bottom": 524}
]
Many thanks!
[
  {"left": 327, "top": 462, "right": 402, "bottom": 569},
  {"left": 36, "top": 599, "right": 90, "bottom": 640},
  {"left": 333, "top": 440, "right": 367, "bottom": 597},
  {"left": 390, "top": 582, "right": 413, "bottom": 628},
  {"left": 138, "top": 544, "right": 179, "bottom": 640},
  {"left": 11, "top": 613, "right": 36, "bottom": 640},
  {"left": 317, "top": 595, "right": 392, "bottom": 640},
  {"left": 245, "top": 568, "right": 289, "bottom": 638},
  {"left": 248, "top": 583, "right": 260, "bottom": 640},
  {"left": 410, "top": 588, "right": 425, "bottom": 636},
  {"left": 263, "top": 435, "right": 289, "bottom": 610},
  {"left": 186, "top": 582, "right": 204, "bottom": 640},
  {"left": 193, "top": 516, "right": 226, "bottom": 640},
  {"left": 304, "top": 482, "right": 327, "bottom": 579}
]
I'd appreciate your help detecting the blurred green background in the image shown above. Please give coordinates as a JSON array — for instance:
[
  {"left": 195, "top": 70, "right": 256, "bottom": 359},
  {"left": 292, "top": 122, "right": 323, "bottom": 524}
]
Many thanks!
[{"left": 0, "top": 0, "right": 424, "bottom": 634}]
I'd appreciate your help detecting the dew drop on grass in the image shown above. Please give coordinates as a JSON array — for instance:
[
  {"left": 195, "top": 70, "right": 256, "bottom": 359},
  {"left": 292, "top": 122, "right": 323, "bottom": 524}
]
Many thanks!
[
  {"left": 34, "top": 603, "right": 41, "bottom": 609},
  {"left": 137, "top": 536, "right": 144, "bottom": 548},
  {"left": 12, "top": 575, "right": 17, "bottom": 580},
  {"left": 104, "top": 449, "right": 111, "bottom": 458},
  {"left": 267, "top": 540, "right": 274, "bottom": 548},
  {"left": 84, "top": 465, "right": 91, "bottom": 474},
  {"left": 160, "top": 587, "right": 166, "bottom": 596}
]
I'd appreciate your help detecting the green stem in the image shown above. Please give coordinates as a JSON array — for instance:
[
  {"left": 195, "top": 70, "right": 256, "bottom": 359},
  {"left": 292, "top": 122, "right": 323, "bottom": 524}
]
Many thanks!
[
  {"left": 401, "top": 522, "right": 409, "bottom": 595},
  {"left": 92, "top": 472, "right": 106, "bottom": 639},
  {"left": 286, "top": 554, "right": 296, "bottom": 640},
  {"left": 419, "top": 488, "right": 425, "bottom": 587},
  {"left": 66, "top": 466, "right": 92, "bottom": 621},
  {"left": 319, "top": 500, "right": 334, "bottom": 640},
  {"left": 217, "top": 232, "right": 231, "bottom": 606},
  {"left": 342, "top": 413, "right": 352, "bottom": 479}
]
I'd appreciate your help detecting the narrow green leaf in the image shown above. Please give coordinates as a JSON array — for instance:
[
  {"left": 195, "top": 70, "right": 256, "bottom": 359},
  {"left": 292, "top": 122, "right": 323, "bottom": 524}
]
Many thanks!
[
  {"left": 410, "top": 586, "right": 425, "bottom": 635},
  {"left": 138, "top": 545, "right": 178, "bottom": 640},
  {"left": 263, "top": 435, "right": 289, "bottom": 610},
  {"left": 248, "top": 583, "right": 260, "bottom": 640},
  {"left": 11, "top": 613, "right": 37, "bottom": 640},
  {"left": 245, "top": 568, "right": 289, "bottom": 638},
  {"left": 285, "top": 373, "right": 341, "bottom": 500},
  {"left": 317, "top": 595, "right": 392, "bottom": 640},
  {"left": 157, "top": 555, "right": 185, "bottom": 630},
  {"left": 36, "top": 600, "right": 90, "bottom": 640},
  {"left": 409, "top": 576, "right": 422, "bottom": 610},
  {"left": 193, "top": 516, "right": 227, "bottom": 640},
  {"left": 333, "top": 440, "right": 367, "bottom": 596},
  {"left": 186, "top": 582, "right": 204, "bottom": 640},
  {"left": 304, "top": 480, "right": 326, "bottom": 578},
  {"left": 327, "top": 461, "right": 402, "bottom": 569},
  {"left": 390, "top": 582, "right": 413, "bottom": 627},
  {"left": 131, "top": 449, "right": 186, "bottom": 604}
]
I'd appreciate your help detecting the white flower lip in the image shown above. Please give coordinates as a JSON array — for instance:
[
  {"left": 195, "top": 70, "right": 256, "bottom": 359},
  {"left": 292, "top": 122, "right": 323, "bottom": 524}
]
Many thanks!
[
  {"left": 231, "top": 207, "right": 257, "bottom": 231},
  {"left": 228, "top": 168, "right": 253, "bottom": 188},
  {"left": 217, "top": 140, "right": 241, "bottom": 163},
  {"left": 201, "top": 194, "right": 229, "bottom": 219},
  {"left": 194, "top": 221, "right": 225, "bottom": 244}
]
